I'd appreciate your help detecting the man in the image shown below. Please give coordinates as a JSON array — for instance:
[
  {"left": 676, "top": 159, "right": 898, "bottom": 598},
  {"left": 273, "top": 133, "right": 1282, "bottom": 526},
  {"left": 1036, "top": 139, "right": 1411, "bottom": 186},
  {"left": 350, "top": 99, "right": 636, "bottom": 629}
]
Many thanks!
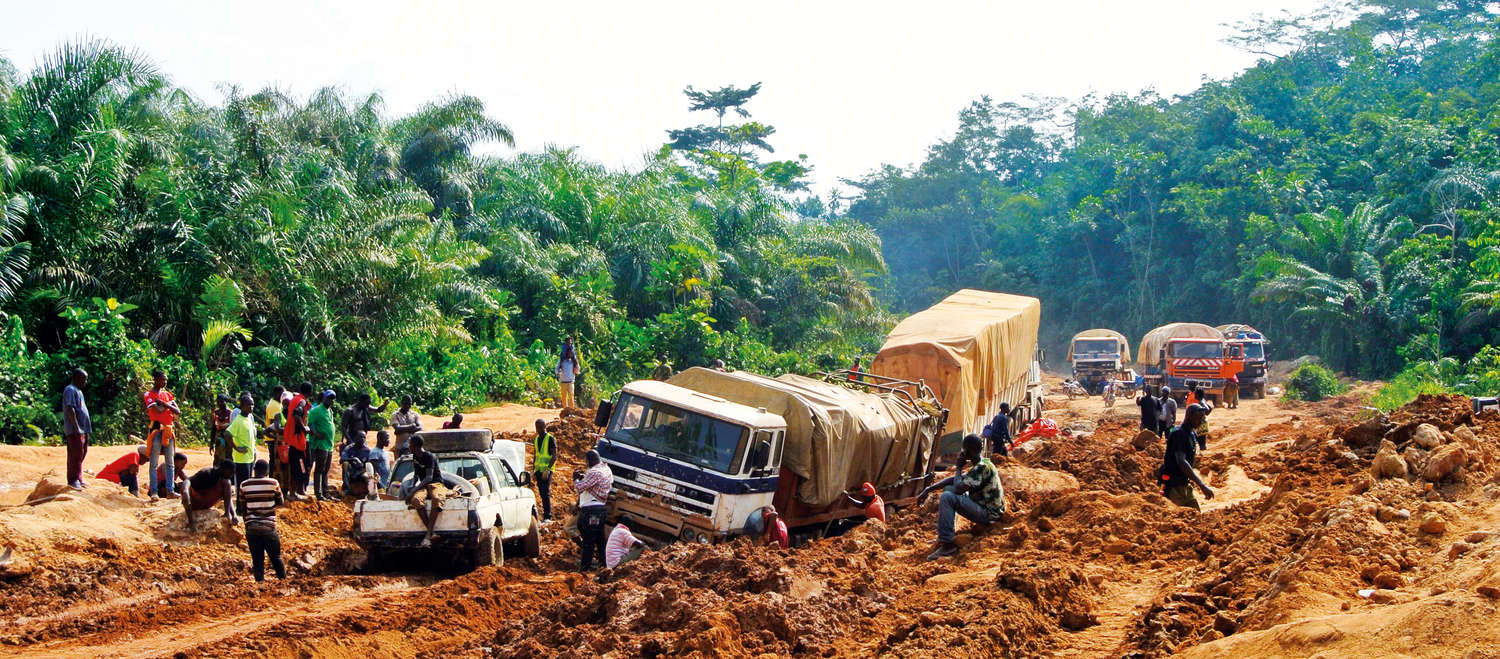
[
  {"left": 144, "top": 369, "right": 182, "bottom": 501},
  {"left": 283, "top": 383, "right": 313, "bottom": 499},
  {"left": 918, "top": 434, "right": 1005, "bottom": 561},
  {"left": 984, "top": 402, "right": 1014, "bottom": 457},
  {"left": 369, "top": 431, "right": 393, "bottom": 490},
  {"left": 532, "top": 419, "right": 556, "bottom": 522},
  {"left": 211, "top": 394, "right": 233, "bottom": 465},
  {"left": 845, "top": 482, "right": 886, "bottom": 523},
  {"left": 157, "top": 453, "right": 188, "bottom": 495},
  {"left": 557, "top": 337, "right": 580, "bottom": 409},
  {"left": 238, "top": 459, "right": 286, "bottom": 582},
  {"left": 390, "top": 395, "right": 422, "bottom": 455},
  {"left": 307, "top": 390, "right": 338, "bottom": 501},
  {"left": 183, "top": 461, "right": 238, "bottom": 532},
  {"left": 97, "top": 445, "right": 149, "bottom": 495},
  {"left": 1187, "top": 388, "right": 1213, "bottom": 450},
  {"left": 574, "top": 450, "right": 613, "bottom": 570},
  {"left": 651, "top": 359, "right": 672, "bottom": 382},
  {"left": 340, "top": 430, "right": 375, "bottom": 498},
  {"left": 264, "top": 386, "right": 287, "bottom": 487},
  {"left": 711, "top": 359, "right": 727, "bottom": 372},
  {"left": 228, "top": 393, "right": 258, "bottom": 486},
  {"left": 1160, "top": 406, "right": 1215, "bottom": 511},
  {"left": 1157, "top": 387, "right": 1178, "bottom": 438},
  {"left": 1224, "top": 374, "right": 1240, "bottom": 409},
  {"left": 405, "top": 435, "right": 447, "bottom": 548},
  {"left": 442, "top": 413, "right": 463, "bottom": 429},
  {"left": 62, "top": 368, "right": 92, "bottom": 491},
  {"left": 604, "top": 515, "right": 646, "bottom": 569},
  {"left": 1136, "top": 389, "right": 1161, "bottom": 435},
  {"left": 341, "top": 393, "right": 389, "bottom": 452}
]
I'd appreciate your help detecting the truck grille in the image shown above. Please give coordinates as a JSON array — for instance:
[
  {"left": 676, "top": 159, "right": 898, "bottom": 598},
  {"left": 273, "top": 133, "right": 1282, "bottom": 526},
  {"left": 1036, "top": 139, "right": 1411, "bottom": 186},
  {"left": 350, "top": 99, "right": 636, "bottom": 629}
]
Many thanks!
[{"left": 615, "top": 481, "right": 714, "bottom": 518}]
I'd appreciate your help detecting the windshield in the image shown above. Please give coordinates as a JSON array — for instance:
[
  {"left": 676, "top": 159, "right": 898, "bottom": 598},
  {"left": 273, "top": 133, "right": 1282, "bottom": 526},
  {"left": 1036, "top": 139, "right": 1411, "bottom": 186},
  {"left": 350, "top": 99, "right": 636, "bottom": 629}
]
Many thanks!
[
  {"left": 1243, "top": 343, "right": 1265, "bottom": 359},
  {"left": 608, "top": 393, "right": 749, "bottom": 474},
  {"left": 1073, "top": 339, "right": 1119, "bottom": 355},
  {"left": 1169, "top": 342, "right": 1222, "bottom": 359},
  {"left": 391, "top": 455, "right": 489, "bottom": 486}
]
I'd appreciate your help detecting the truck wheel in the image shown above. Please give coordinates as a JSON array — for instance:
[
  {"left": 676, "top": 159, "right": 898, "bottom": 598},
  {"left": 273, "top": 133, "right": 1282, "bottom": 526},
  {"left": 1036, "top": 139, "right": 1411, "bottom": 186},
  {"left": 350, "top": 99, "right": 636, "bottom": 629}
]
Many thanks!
[
  {"left": 364, "top": 547, "right": 387, "bottom": 572},
  {"left": 473, "top": 528, "right": 503, "bottom": 568},
  {"left": 523, "top": 517, "right": 541, "bottom": 558}
]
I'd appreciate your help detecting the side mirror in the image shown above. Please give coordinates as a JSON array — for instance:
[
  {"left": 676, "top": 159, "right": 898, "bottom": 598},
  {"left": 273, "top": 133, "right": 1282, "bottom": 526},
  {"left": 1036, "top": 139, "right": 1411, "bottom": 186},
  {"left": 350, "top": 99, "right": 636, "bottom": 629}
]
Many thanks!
[
  {"left": 518, "top": 470, "right": 532, "bottom": 487},
  {"left": 594, "top": 401, "right": 613, "bottom": 428}
]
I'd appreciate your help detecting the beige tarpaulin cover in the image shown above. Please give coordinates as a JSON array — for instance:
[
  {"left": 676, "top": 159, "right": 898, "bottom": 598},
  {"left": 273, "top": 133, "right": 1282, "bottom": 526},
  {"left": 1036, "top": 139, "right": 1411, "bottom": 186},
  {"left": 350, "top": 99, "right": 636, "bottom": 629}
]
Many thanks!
[
  {"left": 667, "top": 367, "right": 936, "bottom": 508},
  {"left": 1136, "top": 323, "right": 1223, "bottom": 366},
  {"left": 1068, "top": 328, "right": 1131, "bottom": 363},
  {"left": 870, "top": 289, "right": 1041, "bottom": 439}
]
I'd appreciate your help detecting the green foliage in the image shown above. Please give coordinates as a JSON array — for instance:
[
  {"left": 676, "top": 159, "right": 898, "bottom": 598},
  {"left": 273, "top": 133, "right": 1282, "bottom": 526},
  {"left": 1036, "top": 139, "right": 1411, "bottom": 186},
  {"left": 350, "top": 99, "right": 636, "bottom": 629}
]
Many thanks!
[
  {"left": 1283, "top": 362, "right": 1347, "bottom": 402},
  {"left": 0, "top": 316, "right": 51, "bottom": 443}
]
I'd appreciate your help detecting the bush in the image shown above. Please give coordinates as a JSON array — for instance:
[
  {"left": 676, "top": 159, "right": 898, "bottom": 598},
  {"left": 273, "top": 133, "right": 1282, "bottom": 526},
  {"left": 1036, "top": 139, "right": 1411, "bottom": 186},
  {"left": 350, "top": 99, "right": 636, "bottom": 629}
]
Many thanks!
[
  {"left": 0, "top": 316, "right": 54, "bottom": 444},
  {"left": 1283, "top": 362, "right": 1346, "bottom": 402},
  {"left": 1369, "top": 366, "right": 1452, "bottom": 411}
]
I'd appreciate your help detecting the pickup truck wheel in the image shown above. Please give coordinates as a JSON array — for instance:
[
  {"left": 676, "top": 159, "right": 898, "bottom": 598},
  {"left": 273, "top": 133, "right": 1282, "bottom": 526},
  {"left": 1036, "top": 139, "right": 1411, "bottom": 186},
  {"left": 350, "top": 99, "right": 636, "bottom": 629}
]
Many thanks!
[
  {"left": 473, "top": 528, "right": 503, "bottom": 568},
  {"left": 523, "top": 517, "right": 541, "bottom": 558}
]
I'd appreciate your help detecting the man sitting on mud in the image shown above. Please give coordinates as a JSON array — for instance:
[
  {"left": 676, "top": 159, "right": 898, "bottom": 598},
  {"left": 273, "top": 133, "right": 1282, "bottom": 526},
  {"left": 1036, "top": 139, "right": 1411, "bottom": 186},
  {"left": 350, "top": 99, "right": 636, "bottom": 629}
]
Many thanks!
[
  {"left": 1159, "top": 405, "right": 1215, "bottom": 511},
  {"left": 406, "top": 435, "right": 449, "bottom": 548},
  {"left": 917, "top": 434, "right": 1005, "bottom": 560},
  {"left": 183, "top": 461, "right": 238, "bottom": 532}
]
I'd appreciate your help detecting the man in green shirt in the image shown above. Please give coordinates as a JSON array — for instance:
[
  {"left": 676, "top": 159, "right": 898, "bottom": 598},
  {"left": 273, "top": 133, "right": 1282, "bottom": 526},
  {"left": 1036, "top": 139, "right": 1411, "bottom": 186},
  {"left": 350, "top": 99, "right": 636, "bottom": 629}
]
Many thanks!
[
  {"left": 307, "top": 390, "right": 338, "bottom": 501},
  {"left": 229, "top": 393, "right": 258, "bottom": 486},
  {"left": 532, "top": 419, "right": 556, "bottom": 521},
  {"left": 918, "top": 434, "right": 1006, "bottom": 560}
]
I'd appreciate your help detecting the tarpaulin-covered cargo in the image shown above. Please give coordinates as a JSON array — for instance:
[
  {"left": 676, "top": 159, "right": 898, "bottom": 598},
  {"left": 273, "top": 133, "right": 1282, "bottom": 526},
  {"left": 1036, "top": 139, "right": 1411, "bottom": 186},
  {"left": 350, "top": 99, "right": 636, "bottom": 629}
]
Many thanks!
[
  {"left": 870, "top": 289, "right": 1041, "bottom": 441},
  {"left": 1068, "top": 328, "right": 1131, "bottom": 363},
  {"left": 667, "top": 367, "right": 939, "bottom": 508},
  {"left": 1136, "top": 323, "right": 1224, "bottom": 366}
]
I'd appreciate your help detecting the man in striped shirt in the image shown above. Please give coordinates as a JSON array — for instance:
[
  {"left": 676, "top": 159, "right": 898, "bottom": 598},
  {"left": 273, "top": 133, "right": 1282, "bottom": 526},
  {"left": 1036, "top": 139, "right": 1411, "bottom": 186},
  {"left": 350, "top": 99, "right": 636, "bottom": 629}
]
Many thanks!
[{"left": 238, "top": 459, "right": 286, "bottom": 582}]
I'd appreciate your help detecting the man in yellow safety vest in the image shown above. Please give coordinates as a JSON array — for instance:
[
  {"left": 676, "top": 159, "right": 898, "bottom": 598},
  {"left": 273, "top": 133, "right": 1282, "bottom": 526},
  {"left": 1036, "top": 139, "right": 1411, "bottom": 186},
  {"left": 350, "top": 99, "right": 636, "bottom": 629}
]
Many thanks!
[{"left": 533, "top": 419, "right": 556, "bottom": 522}]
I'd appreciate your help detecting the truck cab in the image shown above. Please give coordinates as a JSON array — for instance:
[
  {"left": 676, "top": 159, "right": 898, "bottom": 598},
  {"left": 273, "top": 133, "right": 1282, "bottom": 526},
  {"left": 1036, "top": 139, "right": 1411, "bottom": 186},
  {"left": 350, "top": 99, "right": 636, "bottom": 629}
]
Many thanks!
[
  {"left": 1223, "top": 327, "right": 1270, "bottom": 398},
  {"left": 596, "top": 380, "right": 787, "bottom": 543},
  {"left": 1154, "top": 338, "right": 1244, "bottom": 401},
  {"left": 1070, "top": 338, "right": 1124, "bottom": 394}
]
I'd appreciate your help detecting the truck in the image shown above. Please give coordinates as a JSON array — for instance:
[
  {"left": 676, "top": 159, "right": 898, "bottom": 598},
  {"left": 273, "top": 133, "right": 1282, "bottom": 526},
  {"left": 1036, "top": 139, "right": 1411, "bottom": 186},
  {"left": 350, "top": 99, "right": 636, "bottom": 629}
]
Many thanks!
[
  {"left": 1137, "top": 322, "right": 1245, "bottom": 402},
  {"left": 591, "top": 368, "right": 946, "bottom": 543},
  {"left": 352, "top": 428, "right": 541, "bottom": 568},
  {"left": 1068, "top": 328, "right": 1131, "bottom": 395},
  {"left": 1216, "top": 324, "right": 1270, "bottom": 399},
  {"left": 870, "top": 289, "right": 1044, "bottom": 454}
]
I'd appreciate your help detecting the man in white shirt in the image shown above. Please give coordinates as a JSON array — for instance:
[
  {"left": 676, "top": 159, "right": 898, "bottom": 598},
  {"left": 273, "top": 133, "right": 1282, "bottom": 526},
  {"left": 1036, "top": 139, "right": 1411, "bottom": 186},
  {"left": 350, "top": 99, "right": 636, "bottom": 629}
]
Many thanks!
[{"left": 604, "top": 515, "right": 645, "bottom": 569}]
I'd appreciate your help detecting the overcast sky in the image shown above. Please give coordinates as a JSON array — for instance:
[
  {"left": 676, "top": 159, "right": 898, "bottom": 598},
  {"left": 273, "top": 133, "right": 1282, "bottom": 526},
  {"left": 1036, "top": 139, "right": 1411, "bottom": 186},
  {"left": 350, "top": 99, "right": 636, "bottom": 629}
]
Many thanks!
[{"left": 3, "top": 0, "right": 1325, "bottom": 197}]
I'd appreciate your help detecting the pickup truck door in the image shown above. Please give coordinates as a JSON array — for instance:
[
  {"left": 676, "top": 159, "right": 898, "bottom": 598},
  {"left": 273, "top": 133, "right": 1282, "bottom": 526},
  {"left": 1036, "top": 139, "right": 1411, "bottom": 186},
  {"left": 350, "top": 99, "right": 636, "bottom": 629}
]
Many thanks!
[{"left": 488, "top": 457, "right": 529, "bottom": 536}]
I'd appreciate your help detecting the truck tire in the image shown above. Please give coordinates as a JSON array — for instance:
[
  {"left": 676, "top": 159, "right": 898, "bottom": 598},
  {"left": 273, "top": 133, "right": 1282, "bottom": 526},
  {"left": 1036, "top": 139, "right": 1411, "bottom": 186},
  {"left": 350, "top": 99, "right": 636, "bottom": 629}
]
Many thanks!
[
  {"left": 523, "top": 517, "right": 541, "bottom": 558},
  {"left": 473, "top": 528, "right": 503, "bottom": 568}
]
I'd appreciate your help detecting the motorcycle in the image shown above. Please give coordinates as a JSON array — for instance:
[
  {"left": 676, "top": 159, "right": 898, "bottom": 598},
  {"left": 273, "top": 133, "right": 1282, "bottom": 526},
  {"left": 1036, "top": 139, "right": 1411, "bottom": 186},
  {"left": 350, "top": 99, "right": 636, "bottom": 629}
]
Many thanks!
[
  {"left": 1061, "top": 379, "right": 1088, "bottom": 400},
  {"left": 1103, "top": 382, "right": 1117, "bottom": 408}
]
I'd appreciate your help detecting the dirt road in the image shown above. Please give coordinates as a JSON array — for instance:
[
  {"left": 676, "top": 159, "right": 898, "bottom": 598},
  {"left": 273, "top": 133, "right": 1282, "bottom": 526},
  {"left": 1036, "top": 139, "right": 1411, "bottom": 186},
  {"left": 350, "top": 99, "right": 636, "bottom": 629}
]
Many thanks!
[{"left": 7, "top": 388, "right": 1500, "bottom": 657}]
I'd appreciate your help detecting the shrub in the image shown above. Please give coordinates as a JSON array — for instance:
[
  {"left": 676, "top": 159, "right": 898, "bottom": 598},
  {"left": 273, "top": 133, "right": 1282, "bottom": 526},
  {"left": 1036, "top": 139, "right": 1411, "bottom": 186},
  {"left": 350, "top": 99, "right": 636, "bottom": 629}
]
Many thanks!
[{"left": 1283, "top": 362, "right": 1346, "bottom": 402}]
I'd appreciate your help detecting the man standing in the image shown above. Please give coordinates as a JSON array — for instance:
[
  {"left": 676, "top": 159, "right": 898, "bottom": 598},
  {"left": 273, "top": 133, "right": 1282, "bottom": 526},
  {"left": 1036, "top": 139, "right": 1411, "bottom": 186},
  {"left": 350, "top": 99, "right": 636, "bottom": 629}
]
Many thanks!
[
  {"left": 574, "top": 450, "right": 612, "bottom": 571},
  {"left": 238, "top": 459, "right": 286, "bottom": 582},
  {"left": 557, "top": 337, "right": 580, "bottom": 409},
  {"left": 1224, "top": 374, "right": 1240, "bottom": 409},
  {"left": 390, "top": 395, "right": 422, "bottom": 456},
  {"left": 62, "top": 368, "right": 92, "bottom": 491},
  {"left": 918, "top": 434, "right": 1005, "bottom": 561},
  {"left": 532, "top": 419, "right": 556, "bottom": 522},
  {"left": 1136, "top": 390, "right": 1161, "bottom": 435},
  {"left": 1157, "top": 387, "right": 1178, "bottom": 437},
  {"left": 984, "top": 402, "right": 1013, "bottom": 457},
  {"left": 144, "top": 369, "right": 182, "bottom": 501},
  {"left": 405, "top": 435, "right": 446, "bottom": 548},
  {"left": 283, "top": 383, "right": 312, "bottom": 499},
  {"left": 307, "top": 390, "right": 338, "bottom": 501},
  {"left": 183, "top": 461, "right": 238, "bottom": 532},
  {"left": 229, "top": 393, "right": 257, "bottom": 486},
  {"left": 211, "top": 394, "right": 233, "bottom": 465},
  {"left": 341, "top": 393, "right": 389, "bottom": 452},
  {"left": 1160, "top": 406, "right": 1215, "bottom": 510}
]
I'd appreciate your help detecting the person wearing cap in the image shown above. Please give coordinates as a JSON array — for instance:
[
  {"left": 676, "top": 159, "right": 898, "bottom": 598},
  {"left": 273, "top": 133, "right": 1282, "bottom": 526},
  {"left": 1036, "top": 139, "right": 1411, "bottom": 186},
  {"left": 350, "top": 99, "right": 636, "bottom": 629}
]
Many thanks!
[
  {"left": 97, "top": 445, "right": 149, "bottom": 495},
  {"left": 1157, "top": 387, "right": 1178, "bottom": 437},
  {"left": 845, "top": 482, "right": 887, "bottom": 523},
  {"left": 62, "top": 368, "right": 92, "bottom": 491},
  {"left": 307, "top": 390, "right": 339, "bottom": 501},
  {"left": 604, "top": 515, "right": 646, "bottom": 569}
]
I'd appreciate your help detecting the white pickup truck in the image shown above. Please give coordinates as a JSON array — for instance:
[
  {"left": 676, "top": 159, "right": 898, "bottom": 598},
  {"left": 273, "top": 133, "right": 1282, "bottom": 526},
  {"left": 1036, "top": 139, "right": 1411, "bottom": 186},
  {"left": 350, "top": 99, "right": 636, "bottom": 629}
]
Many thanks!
[{"left": 352, "top": 429, "right": 540, "bottom": 568}]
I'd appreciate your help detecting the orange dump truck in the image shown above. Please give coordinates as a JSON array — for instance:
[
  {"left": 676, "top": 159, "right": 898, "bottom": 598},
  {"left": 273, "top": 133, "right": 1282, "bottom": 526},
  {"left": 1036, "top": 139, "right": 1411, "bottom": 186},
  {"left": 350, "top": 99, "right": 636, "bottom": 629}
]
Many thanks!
[{"left": 871, "top": 289, "right": 1044, "bottom": 453}]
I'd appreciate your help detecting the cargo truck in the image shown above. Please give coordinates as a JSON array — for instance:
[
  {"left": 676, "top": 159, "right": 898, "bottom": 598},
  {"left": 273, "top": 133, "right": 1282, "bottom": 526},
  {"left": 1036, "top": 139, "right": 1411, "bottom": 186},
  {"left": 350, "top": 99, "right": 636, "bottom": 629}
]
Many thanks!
[
  {"left": 1068, "top": 328, "right": 1131, "bottom": 395},
  {"left": 1137, "top": 322, "right": 1245, "bottom": 402},
  {"left": 1216, "top": 324, "right": 1270, "bottom": 399},
  {"left": 591, "top": 368, "right": 945, "bottom": 543},
  {"left": 870, "top": 289, "right": 1044, "bottom": 454}
]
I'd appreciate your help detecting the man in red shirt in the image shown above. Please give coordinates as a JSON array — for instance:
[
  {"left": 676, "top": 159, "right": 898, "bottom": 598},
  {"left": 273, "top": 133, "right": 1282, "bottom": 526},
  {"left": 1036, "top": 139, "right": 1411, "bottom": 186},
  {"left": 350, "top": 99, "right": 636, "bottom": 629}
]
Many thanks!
[
  {"left": 763, "top": 508, "right": 789, "bottom": 549},
  {"left": 97, "top": 446, "right": 149, "bottom": 496},
  {"left": 143, "top": 369, "right": 181, "bottom": 501},
  {"left": 845, "top": 482, "right": 886, "bottom": 523},
  {"left": 282, "top": 382, "right": 312, "bottom": 499}
]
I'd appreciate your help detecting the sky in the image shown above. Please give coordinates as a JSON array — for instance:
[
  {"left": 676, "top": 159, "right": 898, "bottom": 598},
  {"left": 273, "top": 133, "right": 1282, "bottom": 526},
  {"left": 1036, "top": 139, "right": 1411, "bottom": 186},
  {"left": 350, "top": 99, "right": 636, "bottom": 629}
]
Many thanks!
[{"left": 2, "top": 0, "right": 1328, "bottom": 197}]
